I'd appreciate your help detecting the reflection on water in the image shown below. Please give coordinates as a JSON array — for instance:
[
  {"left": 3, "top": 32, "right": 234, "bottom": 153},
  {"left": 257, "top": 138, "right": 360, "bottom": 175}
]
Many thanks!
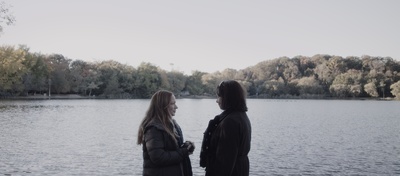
[{"left": 1, "top": 99, "right": 400, "bottom": 175}]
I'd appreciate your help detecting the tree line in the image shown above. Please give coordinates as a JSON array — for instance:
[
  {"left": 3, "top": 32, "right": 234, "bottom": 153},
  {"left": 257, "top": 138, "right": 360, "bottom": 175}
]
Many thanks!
[{"left": 1, "top": 45, "right": 400, "bottom": 99}]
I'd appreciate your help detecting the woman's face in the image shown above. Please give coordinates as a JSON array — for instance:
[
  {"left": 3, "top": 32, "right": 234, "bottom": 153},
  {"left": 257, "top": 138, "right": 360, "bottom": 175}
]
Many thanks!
[{"left": 167, "top": 95, "right": 178, "bottom": 117}]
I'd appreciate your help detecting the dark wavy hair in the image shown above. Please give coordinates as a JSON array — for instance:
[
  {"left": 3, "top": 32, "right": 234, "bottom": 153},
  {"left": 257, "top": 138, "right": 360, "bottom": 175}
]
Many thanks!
[{"left": 216, "top": 80, "right": 248, "bottom": 112}]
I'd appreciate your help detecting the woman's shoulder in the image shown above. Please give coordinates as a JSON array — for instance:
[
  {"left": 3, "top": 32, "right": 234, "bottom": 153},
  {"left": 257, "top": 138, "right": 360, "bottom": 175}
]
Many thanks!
[
  {"left": 227, "top": 111, "right": 247, "bottom": 118},
  {"left": 223, "top": 111, "right": 248, "bottom": 124},
  {"left": 144, "top": 119, "right": 165, "bottom": 132}
]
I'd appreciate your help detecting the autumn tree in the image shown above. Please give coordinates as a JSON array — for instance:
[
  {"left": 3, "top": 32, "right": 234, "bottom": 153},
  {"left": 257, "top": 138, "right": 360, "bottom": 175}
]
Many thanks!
[
  {"left": 0, "top": 46, "right": 27, "bottom": 96},
  {"left": 296, "top": 76, "right": 324, "bottom": 96},
  {"left": 364, "top": 81, "right": 379, "bottom": 98},
  {"left": 314, "top": 55, "right": 346, "bottom": 94},
  {"left": 390, "top": 81, "right": 400, "bottom": 100},
  {"left": 329, "top": 69, "right": 363, "bottom": 97}
]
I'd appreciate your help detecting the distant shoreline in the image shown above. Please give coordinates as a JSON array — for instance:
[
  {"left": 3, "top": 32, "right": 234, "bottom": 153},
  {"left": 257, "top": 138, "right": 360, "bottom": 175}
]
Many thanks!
[
  {"left": 2, "top": 94, "right": 91, "bottom": 100},
  {"left": 1, "top": 94, "right": 215, "bottom": 100},
  {"left": 1, "top": 94, "right": 395, "bottom": 101}
]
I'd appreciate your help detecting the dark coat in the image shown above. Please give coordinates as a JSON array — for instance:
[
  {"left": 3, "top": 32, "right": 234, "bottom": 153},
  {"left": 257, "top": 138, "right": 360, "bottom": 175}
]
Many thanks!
[
  {"left": 142, "top": 120, "right": 192, "bottom": 176},
  {"left": 200, "top": 110, "right": 252, "bottom": 176}
]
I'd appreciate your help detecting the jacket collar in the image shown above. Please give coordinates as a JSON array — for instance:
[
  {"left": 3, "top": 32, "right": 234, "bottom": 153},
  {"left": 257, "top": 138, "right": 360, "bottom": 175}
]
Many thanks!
[{"left": 214, "top": 109, "right": 233, "bottom": 122}]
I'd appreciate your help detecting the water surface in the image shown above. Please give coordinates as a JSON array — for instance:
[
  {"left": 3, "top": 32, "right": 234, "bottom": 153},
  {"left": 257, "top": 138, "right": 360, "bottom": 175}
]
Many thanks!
[{"left": 1, "top": 99, "right": 399, "bottom": 175}]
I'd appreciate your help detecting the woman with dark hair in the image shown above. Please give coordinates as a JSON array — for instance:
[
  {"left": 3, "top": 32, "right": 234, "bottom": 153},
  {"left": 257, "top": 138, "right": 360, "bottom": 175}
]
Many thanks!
[
  {"left": 137, "top": 90, "right": 194, "bottom": 176},
  {"left": 200, "top": 80, "right": 252, "bottom": 176}
]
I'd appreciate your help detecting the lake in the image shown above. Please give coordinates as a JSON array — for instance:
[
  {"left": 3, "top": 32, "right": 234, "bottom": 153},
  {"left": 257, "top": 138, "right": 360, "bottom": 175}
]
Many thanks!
[{"left": 1, "top": 99, "right": 399, "bottom": 175}]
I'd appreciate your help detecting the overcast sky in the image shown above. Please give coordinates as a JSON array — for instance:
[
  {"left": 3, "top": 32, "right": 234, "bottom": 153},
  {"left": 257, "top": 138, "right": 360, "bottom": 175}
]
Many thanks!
[{"left": 1, "top": 0, "right": 399, "bottom": 74}]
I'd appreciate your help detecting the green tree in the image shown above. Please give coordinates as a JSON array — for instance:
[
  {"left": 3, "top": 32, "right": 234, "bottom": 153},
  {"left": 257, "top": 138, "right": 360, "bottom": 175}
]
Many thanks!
[
  {"left": 102, "top": 73, "right": 123, "bottom": 98},
  {"left": 201, "top": 71, "right": 220, "bottom": 96},
  {"left": 167, "top": 71, "right": 186, "bottom": 95},
  {"left": 0, "top": 46, "right": 27, "bottom": 95},
  {"left": 133, "top": 62, "right": 162, "bottom": 98},
  {"left": 185, "top": 71, "right": 206, "bottom": 96},
  {"left": 158, "top": 69, "right": 170, "bottom": 91},
  {"left": 69, "top": 60, "right": 91, "bottom": 94},
  {"left": 118, "top": 64, "right": 136, "bottom": 96},
  {"left": 344, "top": 56, "right": 362, "bottom": 70},
  {"left": 87, "top": 81, "right": 99, "bottom": 96},
  {"left": 95, "top": 60, "right": 126, "bottom": 97},
  {"left": 84, "top": 65, "right": 102, "bottom": 96},
  {"left": 47, "top": 54, "right": 71, "bottom": 94},
  {"left": 22, "top": 52, "right": 49, "bottom": 95}
]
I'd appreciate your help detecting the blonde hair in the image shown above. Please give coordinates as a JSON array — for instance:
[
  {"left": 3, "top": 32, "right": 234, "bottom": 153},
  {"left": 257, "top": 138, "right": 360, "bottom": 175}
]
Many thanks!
[{"left": 137, "top": 90, "right": 177, "bottom": 145}]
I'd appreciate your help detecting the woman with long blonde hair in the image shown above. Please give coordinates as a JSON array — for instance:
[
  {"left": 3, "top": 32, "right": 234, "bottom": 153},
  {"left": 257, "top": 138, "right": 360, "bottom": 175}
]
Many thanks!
[{"left": 137, "top": 90, "right": 194, "bottom": 176}]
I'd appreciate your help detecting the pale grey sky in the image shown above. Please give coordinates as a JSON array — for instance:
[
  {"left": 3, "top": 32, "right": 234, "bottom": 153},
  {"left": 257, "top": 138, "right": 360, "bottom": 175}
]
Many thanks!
[{"left": 1, "top": 0, "right": 399, "bottom": 74}]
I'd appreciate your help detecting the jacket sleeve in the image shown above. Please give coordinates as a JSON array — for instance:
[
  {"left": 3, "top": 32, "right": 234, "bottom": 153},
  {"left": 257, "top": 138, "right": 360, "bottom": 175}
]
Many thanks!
[
  {"left": 214, "top": 117, "right": 240, "bottom": 176},
  {"left": 144, "top": 127, "right": 188, "bottom": 166}
]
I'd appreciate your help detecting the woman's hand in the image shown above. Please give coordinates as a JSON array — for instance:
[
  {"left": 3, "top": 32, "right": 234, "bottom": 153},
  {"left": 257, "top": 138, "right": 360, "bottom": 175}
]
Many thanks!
[{"left": 182, "top": 141, "right": 195, "bottom": 155}]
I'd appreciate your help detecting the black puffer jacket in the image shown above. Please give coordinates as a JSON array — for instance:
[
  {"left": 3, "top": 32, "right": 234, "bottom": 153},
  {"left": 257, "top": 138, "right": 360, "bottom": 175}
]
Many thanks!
[
  {"left": 142, "top": 120, "right": 192, "bottom": 176},
  {"left": 200, "top": 110, "right": 252, "bottom": 176}
]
